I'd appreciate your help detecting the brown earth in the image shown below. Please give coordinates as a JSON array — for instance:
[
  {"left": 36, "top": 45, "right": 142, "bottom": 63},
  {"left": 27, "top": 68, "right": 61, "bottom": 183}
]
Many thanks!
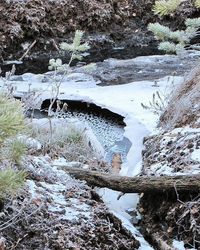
[
  {"left": 160, "top": 63, "right": 200, "bottom": 130},
  {"left": 139, "top": 65, "right": 200, "bottom": 249},
  {"left": 0, "top": 0, "right": 198, "bottom": 63},
  {"left": 0, "top": 187, "right": 140, "bottom": 250},
  {"left": 0, "top": 0, "right": 154, "bottom": 61},
  {"left": 139, "top": 192, "right": 200, "bottom": 249}
]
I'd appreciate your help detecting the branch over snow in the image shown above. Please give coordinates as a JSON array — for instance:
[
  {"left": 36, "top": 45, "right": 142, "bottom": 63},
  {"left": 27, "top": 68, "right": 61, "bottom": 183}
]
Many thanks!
[{"left": 56, "top": 166, "right": 200, "bottom": 193}]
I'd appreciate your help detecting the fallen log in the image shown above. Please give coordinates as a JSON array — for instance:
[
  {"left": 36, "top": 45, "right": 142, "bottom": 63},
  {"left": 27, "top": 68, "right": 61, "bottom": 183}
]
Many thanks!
[{"left": 56, "top": 166, "right": 200, "bottom": 193}]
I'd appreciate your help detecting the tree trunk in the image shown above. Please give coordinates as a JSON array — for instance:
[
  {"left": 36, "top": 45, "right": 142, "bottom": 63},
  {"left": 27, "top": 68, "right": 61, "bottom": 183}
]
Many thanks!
[{"left": 57, "top": 166, "right": 200, "bottom": 193}]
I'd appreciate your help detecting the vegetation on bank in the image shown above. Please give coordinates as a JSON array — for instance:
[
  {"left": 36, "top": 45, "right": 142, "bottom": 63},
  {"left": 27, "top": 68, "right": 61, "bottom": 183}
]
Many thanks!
[
  {"left": 0, "top": 1, "right": 200, "bottom": 249},
  {"left": 0, "top": 94, "right": 26, "bottom": 200},
  {"left": 153, "top": 0, "right": 200, "bottom": 16},
  {"left": 149, "top": 0, "right": 200, "bottom": 53}
]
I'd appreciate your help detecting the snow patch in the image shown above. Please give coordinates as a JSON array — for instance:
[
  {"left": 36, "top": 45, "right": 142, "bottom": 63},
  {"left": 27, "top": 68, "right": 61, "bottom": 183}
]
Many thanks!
[{"left": 191, "top": 149, "right": 200, "bottom": 162}]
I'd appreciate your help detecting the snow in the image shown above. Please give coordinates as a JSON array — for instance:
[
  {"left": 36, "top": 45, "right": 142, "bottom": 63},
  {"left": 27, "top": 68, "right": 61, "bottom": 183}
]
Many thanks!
[
  {"left": 26, "top": 157, "right": 93, "bottom": 222},
  {"left": 113, "top": 211, "right": 154, "bottom": 250},
  {"left": 191, "top": 149, "right": 200, "bottom": 162},
  {"left": 172, "top": 240, "right": 185, "bottom": 250},
  {"left": 150, "top": 162, "right": 174, "bottom": 176},
  {"left": 1, "top": 62, "right": 184, "bottom": 249}
]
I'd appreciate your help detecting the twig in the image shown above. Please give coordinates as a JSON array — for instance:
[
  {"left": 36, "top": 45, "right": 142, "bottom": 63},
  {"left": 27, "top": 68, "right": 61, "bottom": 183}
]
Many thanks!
[
  {"left": 10, "top": 234, "right": 28, "bottom": 250},
  {"left": 51, "top": 39, "right": 60, "bottom": 52},
  {"left": 19, "top": 40, "right": 37, "bottom": 61}
]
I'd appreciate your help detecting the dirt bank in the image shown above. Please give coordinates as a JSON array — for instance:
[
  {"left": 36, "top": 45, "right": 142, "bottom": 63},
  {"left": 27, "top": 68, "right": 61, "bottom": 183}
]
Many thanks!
[
  {"left": 139, "top": 65, "right": 200, "bottom": 249},
  {"left": 1, "top": 0, "right": 198, "bottom": 63},
  {"left": 0, "top": 0, "right": 153, "bottom": 61}
]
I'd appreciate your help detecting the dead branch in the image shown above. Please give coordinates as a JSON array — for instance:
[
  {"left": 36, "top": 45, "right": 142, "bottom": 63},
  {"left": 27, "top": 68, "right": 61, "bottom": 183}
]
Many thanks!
[
  {"left": 19, "top": 40, "right": 37, "bottom": 61},
  {"left": 56, "top": 166, "right": 200, "bottom": 193}
]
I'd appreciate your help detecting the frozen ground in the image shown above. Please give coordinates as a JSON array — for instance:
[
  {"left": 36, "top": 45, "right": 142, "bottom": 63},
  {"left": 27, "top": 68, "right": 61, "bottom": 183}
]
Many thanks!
[{"left": 0, "top": 55, "right": 185, "bottom": 249}]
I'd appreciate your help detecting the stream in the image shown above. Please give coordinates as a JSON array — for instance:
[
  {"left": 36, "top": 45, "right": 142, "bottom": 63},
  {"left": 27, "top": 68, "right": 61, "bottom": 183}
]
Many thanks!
[
  {"left": 38, "top": 99, "right": 132, "bottom": 163},
  {"left": 1, "top": 47, "right": 199, "bottom": 250},
  {"left": 1, "top": 45, "right": 161, "bottom": 76}
]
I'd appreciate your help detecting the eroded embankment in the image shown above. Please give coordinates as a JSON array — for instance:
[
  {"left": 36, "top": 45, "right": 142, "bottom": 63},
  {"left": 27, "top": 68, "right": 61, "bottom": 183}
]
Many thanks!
[
  {"left": 1, "top": 0, "right": 199, "bottom": 65},
  {"left": 139, "top": 64, "right": 200, "bottom": 249},
  {"left": 0, "top": 0, "right": 154, "bottom": 60}
]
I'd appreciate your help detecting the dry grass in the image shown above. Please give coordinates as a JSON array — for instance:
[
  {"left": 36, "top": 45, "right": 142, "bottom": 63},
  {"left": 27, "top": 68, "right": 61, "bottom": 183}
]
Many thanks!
[
  {"left": 29, "top": 119, "right": 95, "bottom": 160},
  {"left": 159, "top": 64, "right": 200, "bottom": 129}
]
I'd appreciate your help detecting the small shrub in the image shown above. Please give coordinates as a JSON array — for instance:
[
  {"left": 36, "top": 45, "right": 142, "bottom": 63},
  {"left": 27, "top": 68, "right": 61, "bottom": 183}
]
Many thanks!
[
  {"left": 148, "top": 23, "right": 171, "bottom": 41},
  {"left": 0, "top": 94, "right": 25, "bottom": 144},
  {"left": 1, "top": 138, "right": 27, "bottom": 165},
  {"left": 47, "top": 30, "right": 90, "bottom": 117},
  {"left": 30, "top": 120, "right": 85, "bottom": 157},
  {"left": 153, "top": 0, "right": 181, "bottom": 17},
  {"left": 194, "top": 0, "right": 200, "bottom": 8},
  {"left": 0, "top": 93, "right": 26, "bottom": 200},
  {"left": 148, "top": 18, "right": 200, "bottom": 53},
  {"left": 0, "top": 168, "right": 26, "bottom": 200},
  {"left": 153, "top": 0, "right": 200, "bottom": 17},
  {"left": 141, "top": 77, "right": 175, "bottom": 115},
  {"left": 141, "top": 90, "right": 167, "bottom": 115}
]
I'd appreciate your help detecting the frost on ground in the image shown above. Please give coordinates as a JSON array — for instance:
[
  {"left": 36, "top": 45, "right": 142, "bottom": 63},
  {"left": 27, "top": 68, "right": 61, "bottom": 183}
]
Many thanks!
[
  {"left": 0, "top": 114, "right": 139, "bottom": 249},
  {"left": 142, "top": 127, "right": 200, "bottom": 176},
  {"left": 1, "top": 54, "right": 199, "bottom": 249},
  {"left": 140, "top": 64, "right": 200, "bottom": 250},
  {"left": 0, "top": 55, "right": 186, "bottom": 250},
  {"left": 0, "top": 155, "right": 139, "bottom": 249}
]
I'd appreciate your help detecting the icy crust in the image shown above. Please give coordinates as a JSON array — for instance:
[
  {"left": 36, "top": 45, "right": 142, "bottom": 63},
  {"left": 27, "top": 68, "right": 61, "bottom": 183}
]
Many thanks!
[
  {"left": 0, "top": 61, "right": 184, "bottom": 250},
  {"left": 0, "top": 156, "right": 139, "bottom": 249},
  {"left": 26, "top": 156, "right": 94, "bottom": 221},
  {"left": 0, "top": 68, "right": 183, "bottom": 176},
  {"left": 142, "top": 127, "right": 200, "bottom": 176}
]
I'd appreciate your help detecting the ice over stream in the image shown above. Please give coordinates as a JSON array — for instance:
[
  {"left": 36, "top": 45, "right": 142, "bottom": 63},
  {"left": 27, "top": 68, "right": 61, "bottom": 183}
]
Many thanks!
[{"left": 0, "top": 55, "right": 185, "bottom": 249}]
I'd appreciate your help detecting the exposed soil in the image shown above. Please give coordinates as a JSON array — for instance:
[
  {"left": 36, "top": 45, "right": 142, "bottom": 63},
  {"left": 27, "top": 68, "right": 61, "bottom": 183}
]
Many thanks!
[
  {"left": 139, "top": 192, "right": 200, "bottom": 249},
  {"left": 139, "top": 65, "right": 200, "bottom": 249},
  {"left": 0, "top": 136, "right": 139, "bottom": 250},
  {"left": 0, "top": 0, "right": 156, "bottom": 61},
  {"left": 0, "top": 183, "right": 139, "bottom": 250},
  {"left": 1, "top": 0, "right": 199, "bottom": 66}
]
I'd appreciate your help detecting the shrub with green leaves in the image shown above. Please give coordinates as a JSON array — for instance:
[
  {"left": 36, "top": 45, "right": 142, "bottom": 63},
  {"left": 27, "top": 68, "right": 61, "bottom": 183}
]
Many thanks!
[
  {"left": 1, "top": 138, "right": 27, "bottom": 165},
  {"left": 0, "top": 94, "right": 25, "bottom": 143},
  {"left": 0, "top": 94, "right": 26, "bottom": 200},
  {"left": 153, "top": 0, "right": 200, "bottom": 17},
  {"left": 47, "top": 30, "right": 90, "bottom": 116},
  {"left": 195, "top": 0, "right": 200, "bottom": 8},
  {"left": 153, "top": 0, "right": 181, "bottom": 16},
  {"left": 148, "top": 18, "right": 200, "bottom": 53},
  {"left": 0, "top": 168, "right": 26, "bottom": 200}
]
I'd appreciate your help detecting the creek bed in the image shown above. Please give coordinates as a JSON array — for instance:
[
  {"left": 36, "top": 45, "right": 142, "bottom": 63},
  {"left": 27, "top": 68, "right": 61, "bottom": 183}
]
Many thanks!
[{"left": 36, "top": 99, "right": 132, "bottom": 163}]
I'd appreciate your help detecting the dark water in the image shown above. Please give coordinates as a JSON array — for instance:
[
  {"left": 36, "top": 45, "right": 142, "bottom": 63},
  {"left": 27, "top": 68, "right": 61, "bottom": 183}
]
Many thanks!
[
  {"left": 1, "top": 45, "right": 161, "bottom": 76},
  {"left": 34, "top": 99, "right": 132, "bottom": 163}
]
